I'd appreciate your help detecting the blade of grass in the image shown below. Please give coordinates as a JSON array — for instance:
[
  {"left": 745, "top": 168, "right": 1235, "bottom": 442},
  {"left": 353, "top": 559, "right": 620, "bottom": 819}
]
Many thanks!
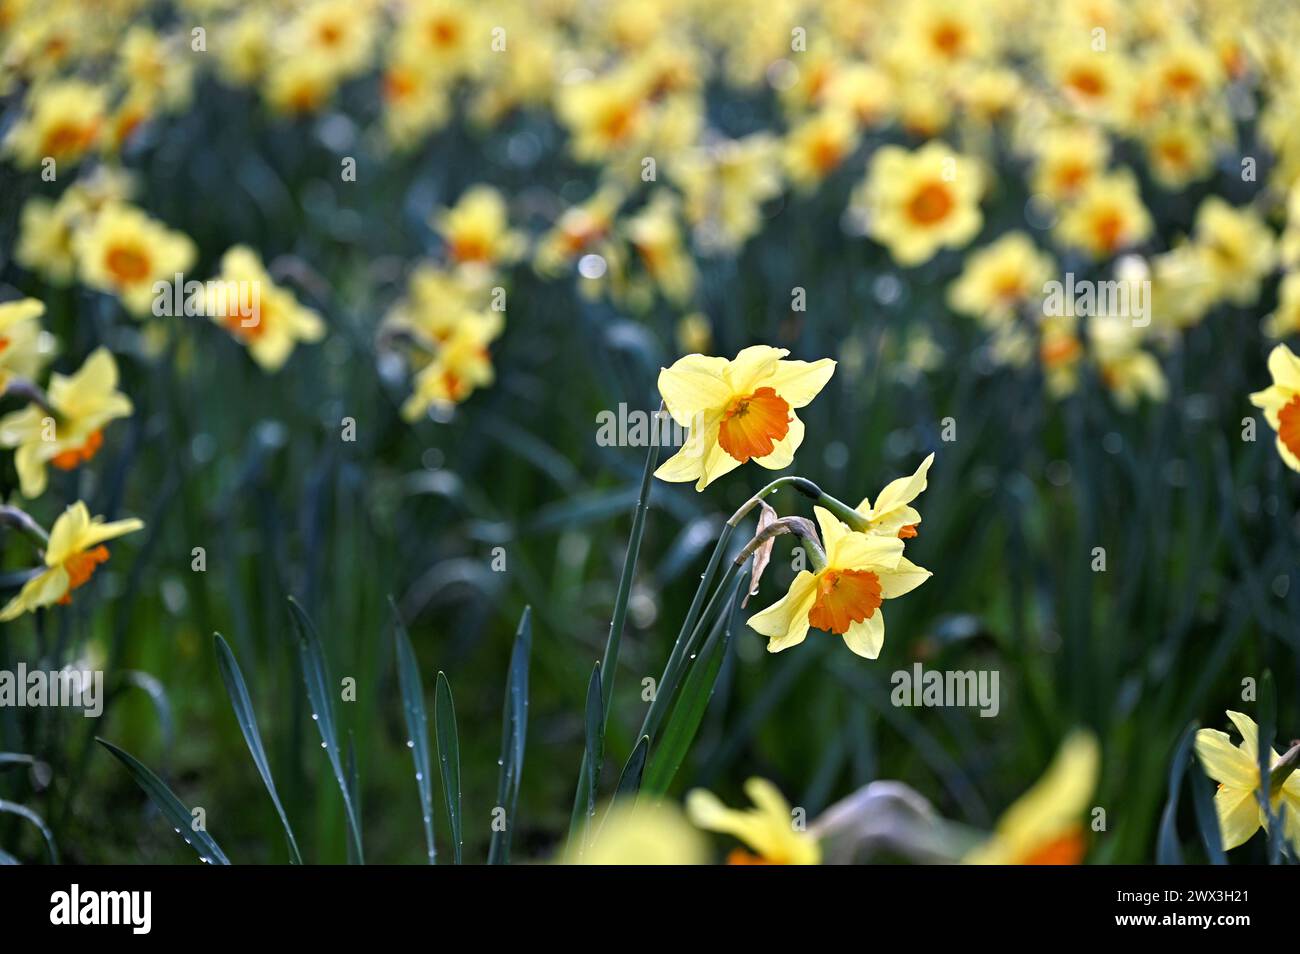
[
  {"left": 435, "top": 671, "right": 462, "bottom": 864},
  {"left": 0, "top": 799, "right": 58, "bottom": 864},
  {"left": 287, "top": 597, "right": 364, "bottom": 864},
  {"left": 488, "top": 606, "right": 532, "bottom": 865},
  {"left": 213, "top": 633, "right": 302, "bottom": 864},
  {"left": 95, "top": 739, "right": 228, "bottom": 864},
  {"left": 392, "top": 602, "right": 436, "bottom": 864}
]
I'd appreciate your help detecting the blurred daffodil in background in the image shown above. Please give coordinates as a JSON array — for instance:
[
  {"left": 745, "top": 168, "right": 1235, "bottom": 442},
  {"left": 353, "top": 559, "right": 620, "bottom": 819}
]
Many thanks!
[
  {"left": 0, "top": 501, "right": 142, "bottom": 621},
  {"left": 687, "top": 777, "right": 821, "bottom": 865},
  {"left": 964, "top": 732, "right": 1100, "bottom": 865}
]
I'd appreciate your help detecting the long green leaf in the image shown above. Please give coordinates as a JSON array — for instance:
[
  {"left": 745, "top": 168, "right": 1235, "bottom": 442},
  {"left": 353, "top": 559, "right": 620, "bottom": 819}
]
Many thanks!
[
  {"left": 392, "top": 602, "right": 436, "bottom": 864},
  {"left": 488, "top": 606, "right": 532, "bottom": 865},
  {"left": 641, "top": 574, "right": 743, "bottom": 796},
  {"left": 1156, "top": 722, "right": 1196, "bottom": 865},
  {"left": 435, "top": 671, "right": 462, "bottom": 864},
  {"left": 580, "top": 661, "right": 603, "bottom": 846},
  {"left": 614, "top": 735, "right": 649, "bottom": 799},
  {"left": 0, "top": 798, "right": 58, "bottom": 864},
  {"left": 1190, "top": 756, "right": 1226, "bottom": 865},
  {"left": 287, "top": 597, "right": 364, "bottom": 864},
  {"left": 213, "top": 633, "right": 302, "bottom": 864},
  {"left": 96, "top": 739, "right": 229, "bottom": 864},
  {"left": 569, "top": 437, "right": 659, "bottom": 838}
]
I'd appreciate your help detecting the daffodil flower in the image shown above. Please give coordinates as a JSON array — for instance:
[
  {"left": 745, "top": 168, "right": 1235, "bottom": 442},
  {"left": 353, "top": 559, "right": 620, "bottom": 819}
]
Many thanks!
[
  {"left": 1195, "top": 710, "right": 1300, "bottom": 852},
  {"left": 0, "top": 298, "right": 52, "bottom": 391},
  {"left": 964, "top": 732, "right": 1100, "bottom": 864},
  {"left": 655, "top": 346, "right": 835, "bottom": 491},
  {"left": 0, "top": 348, "right": 132, "bottom": 498},
  {"left": 1249, "top": 343, "right": 1300, "bottom": 471},
  {"left": 0, "top": 502, "right": 143, "bottom": 621},
  {"left": 686, "top": 777, "right": 821, "bottom": 865},
  {"left": 853, "top": 452, "right": 934, "bottom": 539},
  {"left": 748, "top": 506, "right": 930, "bottom": 659}
]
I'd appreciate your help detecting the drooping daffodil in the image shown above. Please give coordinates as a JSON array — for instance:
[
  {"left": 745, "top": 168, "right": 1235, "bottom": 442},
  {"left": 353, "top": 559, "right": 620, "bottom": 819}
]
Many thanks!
[{"left": 747, "top": 506, "right": 930, "bottom": 659}]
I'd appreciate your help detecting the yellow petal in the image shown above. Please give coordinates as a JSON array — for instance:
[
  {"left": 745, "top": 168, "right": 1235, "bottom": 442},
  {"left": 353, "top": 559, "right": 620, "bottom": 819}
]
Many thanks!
[
  {"left": 723, "top": 345, "right": 786, "bottom": 394},
  {"left": 1266, "top": 343, "right": 1300, "bottom": 392},
  {"left": 766, "top": 357, "right": 836, "bottom": 408},
  {"left": 877, "top": 557, "right": 932, "bottom": 598},
  {"left": 1195, "top": 728, "right": 1257, "bottom": 789},
  {"left": 842, "top": 611, "right": 884, "bottom": 659},
  {"left": 748, "top": 570, "right": 817, "bottom": 652},
  {"left": 1214, "top": 786, "right": 1262, "bottom": 851},
  {"left": 866, "top": 452, "right": 935, "bottom": 518},
  {"left": 46, "top": 502, "right": 92, "bottom": 565},
  {"left": 657, "top": 354, "right": 731, "bottom": 427}
]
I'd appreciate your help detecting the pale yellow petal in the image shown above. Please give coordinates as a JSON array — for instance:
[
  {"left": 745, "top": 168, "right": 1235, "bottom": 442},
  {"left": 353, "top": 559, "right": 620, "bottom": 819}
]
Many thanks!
[
  {"left": 1215, "top": 786, "right": 1262, "bottom": 851},
  {"left": 766, "top": 357, "right": 836, "bottom": 408},
  {"left": 657, "top": 354, "right": 731, "bottom": 427},
  {"left": 1195, "top": 728, "right": 1257, "bottom": 789},
  {"left": 842, "top": 611, "right": 884, "bottom": 659}
]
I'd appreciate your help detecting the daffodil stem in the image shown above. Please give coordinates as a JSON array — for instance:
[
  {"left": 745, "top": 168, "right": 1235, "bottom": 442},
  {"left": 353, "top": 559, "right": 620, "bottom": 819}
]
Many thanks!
[
  {"left": 637, "top": 476, "right": 823, "bottom": 748},
  {"left": 1269, "top": 742, "right": 1300, "bottom": 796},
  {"left": 0, "top": 505, "right": 49, "bottom": 548},
  {"left": 810, "top": 490, "right": 871, "bottom": 533},
  {"left": 1, "top": 378, "right": 58, "bottom": 419},
  {"left": 726, "top": 475, "right": 822, "bottom": 528}
]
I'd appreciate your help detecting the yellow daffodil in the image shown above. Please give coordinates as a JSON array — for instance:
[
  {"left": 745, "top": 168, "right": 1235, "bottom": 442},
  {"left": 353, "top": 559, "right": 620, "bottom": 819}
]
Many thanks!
[
  {"left": 285, "top": 0, "right": 377, "bottom": 82},
  {"left": 857, "top": 142, "right": 983, "bottom": 267},
  {"left": 4, "top": 78, "right": 106, "bottom": 169},
  {"left": 0, "top": 298, "right": 53, "bottom": 391},
  {"left": 533, "top": 186, "right": 624, "bottom": 277},
  {"left": 574, "top": 801, "right": 707, "bottom": 865},
  {"left": 400, "top": 309, "right": 503, "bottom": 421},
  {"left": 1028, "top": 125, "right": 1110, "bottom": 204},
  {"left": 1249, "top": 343, "right": 1300, "bottom": 471},
  {"left": 1263, "top": 272, "right": 1300, "bottom": 340},
  {"left": 1089, "top": 317, "right": 1167, "bottom": 408},
  {"left": 1054, "top": 170, "right": 1152, "bottom": 260},
  {"left": 686, "top": 777, "right": 821, "bottom": 865},
  {"left": 948, "top": 232, "right": 1054, "bottom": 327},
  {"left": 624, "top": 191, "right": 696, "bottom": 306},
  {"left": 0, "top": 348, "right": 132, "bottom": 498},
  {"left": 782, "top": 109, "right": 859, "bottom": 191},
  {"left": 434, "top": 185, "right": 525, "bottom": 272},
  {"left": 964, "top": 732, "right": 1100, "bottom": 864},
  {"left": 854, "top": 453, "right": 935, "bottom": 540},
  {"left": 1143, "top": 115, "right": 1215, "bottom": 191},
  {"left": 75, "top": 203, "right": 195, "bottom": 315},
  {"left": 557, "top": 70, "right": 648, "bottom": 164},
  {"left": 204, "top": 246, "right": 325, "bottom": 372},
  {"left": 1190, "top": 197, "right": 1276, "bottom": 307},
  {"left": 1195, "top": 711, "right": 1300, "bottom": 852},
  {"left": 670, "top": 134, "right": 782, "bottom": 253},
  {"left": 0, "top": 501, "right": 143, "bottom": 621},
  {"left": 1040, "top": 313, "right": 1084, "bottom": 398},
  {"left": 748, "top": 506, "right": 930, "bottom": 659},
  {"left": 654, "top": 346, "right": 835, "bottom": 491}
]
